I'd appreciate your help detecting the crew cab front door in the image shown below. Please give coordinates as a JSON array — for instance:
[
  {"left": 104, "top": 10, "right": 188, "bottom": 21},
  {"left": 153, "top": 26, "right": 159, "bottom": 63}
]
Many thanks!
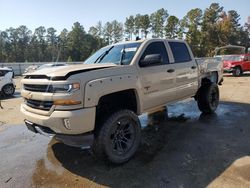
[{"left": 138, "top": 41, "right": 176, "bottom": 111}]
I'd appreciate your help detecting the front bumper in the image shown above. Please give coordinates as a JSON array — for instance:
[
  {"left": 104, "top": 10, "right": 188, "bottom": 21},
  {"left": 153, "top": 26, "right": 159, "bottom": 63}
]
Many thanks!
[
  {"left": 21, "top": 103, "right": 96, "bottom": 135},
  {"left": 25, "top": 121, "right": 94, "bottom": 148}
]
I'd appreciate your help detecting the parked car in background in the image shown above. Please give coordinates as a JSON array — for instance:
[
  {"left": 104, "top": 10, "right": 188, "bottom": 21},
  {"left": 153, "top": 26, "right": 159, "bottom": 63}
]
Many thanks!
[
  {"left": 0, "top": 67, "right": 15, "bottom": 97},
  {"left": 223, "top": 54, "right": 250, "bottom": 76},
  {"left": 214, "top": 45, "right": 250, "bottom": 76}
]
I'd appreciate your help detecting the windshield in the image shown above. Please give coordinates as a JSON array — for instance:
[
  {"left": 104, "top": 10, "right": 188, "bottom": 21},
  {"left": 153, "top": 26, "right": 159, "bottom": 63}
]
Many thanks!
[
  {"left": 222, "top": 55, "right": 243, "bottom": 61},
  {"left": 84, "top": 42, "right": 141, "bottom": 65}
]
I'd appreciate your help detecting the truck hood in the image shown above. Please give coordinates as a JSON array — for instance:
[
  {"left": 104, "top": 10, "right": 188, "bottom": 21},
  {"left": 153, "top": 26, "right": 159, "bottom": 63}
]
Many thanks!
[{"left": 24, "top": 63, "right": 117, "bottom": 80}]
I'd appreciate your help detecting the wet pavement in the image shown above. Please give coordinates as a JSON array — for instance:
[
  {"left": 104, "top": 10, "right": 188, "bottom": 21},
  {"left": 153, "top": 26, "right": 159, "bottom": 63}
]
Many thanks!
[{"left": 1, "top": 99, "right": 250, "bottom": 187}]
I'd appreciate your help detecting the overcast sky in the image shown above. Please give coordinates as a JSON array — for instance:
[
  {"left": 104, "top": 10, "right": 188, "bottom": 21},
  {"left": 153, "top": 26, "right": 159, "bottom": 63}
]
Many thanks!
[{"left": 0, "top": 0, "right": 249, "bottom": 32}]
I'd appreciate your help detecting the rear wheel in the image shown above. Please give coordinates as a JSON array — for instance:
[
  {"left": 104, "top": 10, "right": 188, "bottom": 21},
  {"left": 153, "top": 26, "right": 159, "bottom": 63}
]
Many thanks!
[
  {"left": 93, "top": 110, "right": 141, "bottom": 164},
  {"left": 197, "top": 83, "right": 219, "bottom": 114},
  {"left": 233, "top": 67, "right": 242, "bottom": 77},
  {"left": 2, "top": 84, "right": 15, "bottom": 97}
]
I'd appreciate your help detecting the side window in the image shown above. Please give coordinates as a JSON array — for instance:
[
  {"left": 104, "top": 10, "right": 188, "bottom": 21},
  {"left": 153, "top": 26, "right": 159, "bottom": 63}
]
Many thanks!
[
  {"left": 169, "top": 42, "right": 191, "bottom": 63},
  {"left": 140, "top": 42, "right": 169, "bottom": 66},
  {"left": 0, "top": 70, "right": 7, "bottom": 77}
]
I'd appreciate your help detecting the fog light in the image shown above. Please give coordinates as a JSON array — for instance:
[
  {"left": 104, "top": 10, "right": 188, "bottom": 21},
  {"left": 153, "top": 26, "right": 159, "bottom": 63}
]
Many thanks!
[{"left": 64, "top": 119, "right": 71, "bottom": 130}]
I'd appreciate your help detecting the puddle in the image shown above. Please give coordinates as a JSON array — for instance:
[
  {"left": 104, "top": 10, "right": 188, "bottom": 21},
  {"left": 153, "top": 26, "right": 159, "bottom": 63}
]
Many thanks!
[
  {"left": 139, "top": 100, "right": 197, "bottom": 128},
  {"left": 139, "top": 99, "right": 248, "bottom": 129},
  {"left": 0, "top": 125, "right": 49, "bottom": 187},
  {"left": 139, "top": 109, "right": 168, "bottom": 128},
  {"left": 168, "top": 99, "right": 200, "bottom": 119}
]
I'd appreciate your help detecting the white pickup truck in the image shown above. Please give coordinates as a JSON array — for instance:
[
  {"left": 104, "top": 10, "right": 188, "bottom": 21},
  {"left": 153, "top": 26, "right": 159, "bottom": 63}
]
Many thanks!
[
  {"left": 0, "top": 67, "right": 15, "bottom": 97},
  {"left": 21, "top": 39, "right": 223, "bottom": 163}
]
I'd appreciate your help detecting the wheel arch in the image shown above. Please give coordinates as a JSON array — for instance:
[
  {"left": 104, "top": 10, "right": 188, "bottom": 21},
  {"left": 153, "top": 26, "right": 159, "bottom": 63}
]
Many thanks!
[
  {"left": 96, "top": 88, "right": 140, "bottom": 114},
  {"left": 94, "top": 89, "right": 140, "bottom": 133},
  {"left": 202, "top": 71, "right": 218, "bottom": 84},
  {"left": 233, "top": 65, "right": 242, "bottom": 71},
  {"left": 84, "top": 75, "right": 142, "bottom": 114}
]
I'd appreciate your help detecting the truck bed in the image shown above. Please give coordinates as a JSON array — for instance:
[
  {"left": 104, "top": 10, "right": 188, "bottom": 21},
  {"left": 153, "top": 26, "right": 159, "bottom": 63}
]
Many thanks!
[{"left": 196, "top": 57, "right": 223, "bottom": 81}]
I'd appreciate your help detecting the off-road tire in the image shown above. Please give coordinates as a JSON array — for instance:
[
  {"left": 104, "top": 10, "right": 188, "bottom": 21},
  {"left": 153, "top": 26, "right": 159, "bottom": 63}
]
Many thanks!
[
  {"left": 197, "top": 83, "right": 219, "bottom": 114},
  {"left": 2, "top": 84, "right": 15, "bottom": 97},
  {"left": 232, "top": 67, "right": 242, "bottom": 77},
  {"left": 93, "top": 110, "right": 141, "bottom": 164}
]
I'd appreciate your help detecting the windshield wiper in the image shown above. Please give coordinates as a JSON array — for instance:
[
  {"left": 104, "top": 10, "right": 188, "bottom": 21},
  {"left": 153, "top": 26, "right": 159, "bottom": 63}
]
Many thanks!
[
  {"left": 120, "top": 45, "right": 126, "bottom": 65},
  {"left": 94, "top": 46, "right": 114, "bottom": 64}
]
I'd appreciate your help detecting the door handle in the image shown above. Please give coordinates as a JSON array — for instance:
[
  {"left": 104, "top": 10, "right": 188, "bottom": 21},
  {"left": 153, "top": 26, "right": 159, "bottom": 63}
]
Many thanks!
[
  {"left": 191, "top": 66, "right": 197, "bottom": 69},
  {"left": 167, "top": 69, "right": 175, "bottom": 73}
]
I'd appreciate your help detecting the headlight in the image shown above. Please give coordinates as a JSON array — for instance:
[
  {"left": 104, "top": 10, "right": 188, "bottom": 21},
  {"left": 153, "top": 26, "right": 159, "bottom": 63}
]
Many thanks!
[{"left": 50, "top": 83, "right": 80, "bottom": 93}]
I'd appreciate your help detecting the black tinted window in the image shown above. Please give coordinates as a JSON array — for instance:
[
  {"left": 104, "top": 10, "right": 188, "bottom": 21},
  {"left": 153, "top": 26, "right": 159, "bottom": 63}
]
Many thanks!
[
  {"left": 0, "top": 70, "right": 9, "bottom": 77},
  {"left": 0, "top": 71, "right": 4, "bottom": 77},
  {"left": 140, "top": 42, "right": 169, "bottom": 66},
  {"left": 169, "top": 42, "right": 191, "bottom": 63}
]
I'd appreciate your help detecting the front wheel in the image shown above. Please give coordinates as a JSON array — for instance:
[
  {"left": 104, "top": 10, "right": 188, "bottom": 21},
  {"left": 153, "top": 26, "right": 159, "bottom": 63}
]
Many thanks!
[
  {"left": 197, "top": 83, "right": 219, "bottom": 114},
  {"left": 2, "top": 84, "right": 15, "bottom": 97},
  {"left": 232, "top": 67, "right": 242, "bottom": 77},
  {"left": 93, "top": 110, "right": 141, "bottom": 164}
]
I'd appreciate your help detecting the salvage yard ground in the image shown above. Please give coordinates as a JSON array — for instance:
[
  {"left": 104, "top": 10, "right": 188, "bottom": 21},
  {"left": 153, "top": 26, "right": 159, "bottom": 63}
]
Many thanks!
[{"left": 0, "top": 74, "right": 250, "bottom": 187}]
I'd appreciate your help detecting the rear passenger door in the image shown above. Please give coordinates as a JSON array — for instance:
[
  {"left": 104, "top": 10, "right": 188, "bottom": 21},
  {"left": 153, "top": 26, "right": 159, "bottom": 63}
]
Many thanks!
[
  {"left": 168, "top": 41, "right": 199, "bottom": 99},
  {"left": 138, "top": 41, "right": 176, "bottom": 111}
]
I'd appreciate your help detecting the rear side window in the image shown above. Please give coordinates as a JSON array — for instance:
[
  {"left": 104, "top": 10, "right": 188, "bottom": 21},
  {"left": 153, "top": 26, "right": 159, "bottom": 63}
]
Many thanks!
[
  {"left": 169, "top": 42, "right": 191, "bottom": 63},
  {"left": 140, "top": 42, "right": 169, "bottom": 65}
]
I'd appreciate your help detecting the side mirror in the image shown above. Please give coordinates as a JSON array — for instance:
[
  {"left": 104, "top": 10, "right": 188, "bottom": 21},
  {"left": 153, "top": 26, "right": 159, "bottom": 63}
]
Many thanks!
[{"left": 139, "top": 54, "right": 162, "bottom": 67}]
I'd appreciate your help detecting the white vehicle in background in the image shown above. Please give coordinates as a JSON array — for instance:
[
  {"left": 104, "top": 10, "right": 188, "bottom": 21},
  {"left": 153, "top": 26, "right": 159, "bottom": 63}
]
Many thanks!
[{"left": 0, "top": 67, "right": 15, "bottom": 97}]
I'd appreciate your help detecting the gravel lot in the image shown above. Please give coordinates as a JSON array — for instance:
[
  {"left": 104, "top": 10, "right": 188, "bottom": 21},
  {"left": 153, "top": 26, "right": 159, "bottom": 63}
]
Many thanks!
[{"left": 1, "top": 74, "right": 250, "bottom": 188}]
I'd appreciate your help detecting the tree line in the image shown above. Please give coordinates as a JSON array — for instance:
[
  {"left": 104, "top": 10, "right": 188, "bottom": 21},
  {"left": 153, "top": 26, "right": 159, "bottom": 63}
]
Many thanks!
[{"left": 0, "top": 3, "right": 249, "bottom": 62}]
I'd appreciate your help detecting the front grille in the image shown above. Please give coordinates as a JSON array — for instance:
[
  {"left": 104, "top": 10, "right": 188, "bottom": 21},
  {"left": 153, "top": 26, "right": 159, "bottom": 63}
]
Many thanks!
[
  {"left": 25, "top": 99, "right": 53, "bottom": 111},
  {"left": 24, "top": 84, "right": 52, "bottom": 92},
  {"left": 24, "top": 75, "right": 49, "bottom": 79}
]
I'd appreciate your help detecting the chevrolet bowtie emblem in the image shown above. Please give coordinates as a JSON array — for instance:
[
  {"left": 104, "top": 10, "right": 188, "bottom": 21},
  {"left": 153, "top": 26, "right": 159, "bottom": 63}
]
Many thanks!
[{"left": 27, "top": 92, "right": 33, "bottom": 99}]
